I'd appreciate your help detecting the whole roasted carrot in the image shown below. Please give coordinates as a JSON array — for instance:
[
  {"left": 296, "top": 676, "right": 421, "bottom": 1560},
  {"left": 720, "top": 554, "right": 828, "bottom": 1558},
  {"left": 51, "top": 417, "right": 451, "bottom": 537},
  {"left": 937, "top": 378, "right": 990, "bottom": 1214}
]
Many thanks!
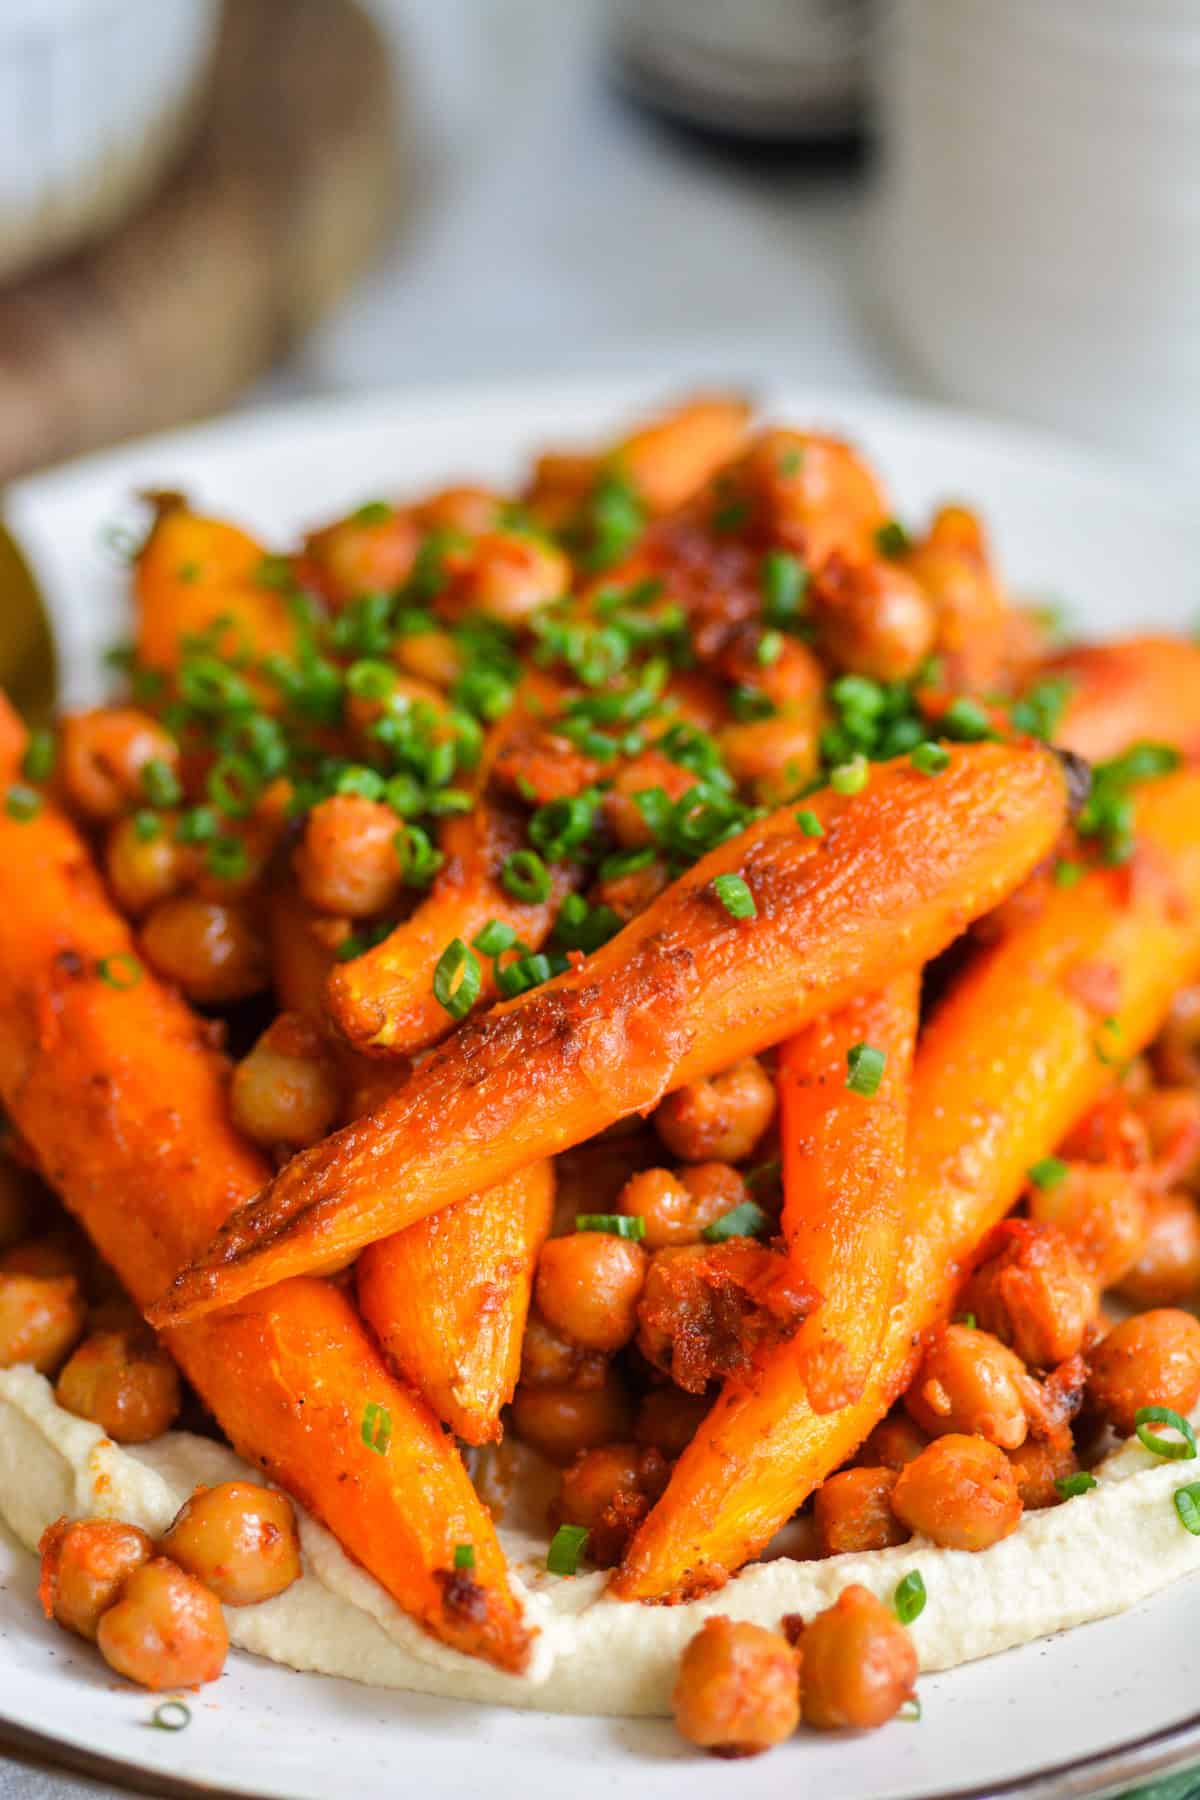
[
  {"left": 151, "top": 741, "right": 1069, "bottom": 1324},
  {"left": 613, "top": 769, "right": 1200, "bottom": 1599},
  {"left": 776, "top": 974, "right": 920, "bottom": 1413},
  {"left": 0, "top": 724, "right": 532, "bottom": 1672},
  {"left": 327, "top": 798, "right": 576, "bottom": 1054},
  {"left": 357, "top": 1161, "right": 554, "bottom": 1444},
  {"left": 1049, "top": 636, "right": 1200, "bottom": 765}
]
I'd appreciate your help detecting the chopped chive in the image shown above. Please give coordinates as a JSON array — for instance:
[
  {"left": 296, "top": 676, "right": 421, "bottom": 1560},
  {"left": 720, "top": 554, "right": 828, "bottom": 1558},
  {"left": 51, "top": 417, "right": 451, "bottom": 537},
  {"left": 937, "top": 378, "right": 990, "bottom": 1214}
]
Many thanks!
[
  {"left": 712, "top": 873, "right": 756, "bottom": 919},
  {"left": 940, "top": 697, "right": 993, "bottom": 743},
  {"left": 955, "top": 1312, "right": 977, "bottom": 1330},
  {"left": 1028, "top": 1156, "right": 1069, "bottom": 1190},
  {"left": 761, "top": 550, "right": 806, "bottom": 626},
  {"left": 575, "top": 1214, "right": 646, "bottom": 1240},
  {"left": 206, "top": 834, "right": 249, "bottom": 882},
  {"left": 846, "top": 1041, "right": 886, "bottom": 1097},
  {"left": 1174, "top": 1483, "right": 1200, "bottom": 1535},
  {"left": 132, "top": 809, "right": 162, "bottom": 843},
  {"left": 4, "top": 784, "right": 41, "bottom": 820},
  {"left": 893, "top": 1570, "right": 926, "bottom": 1624},
  {"left": 149, "top": 1700, "right": 192, "bottom": 1732},
  {"left": 501, "top": 849, "right": 551, "bottom": 904},
  {"left": 756, "top": 629, "right": 783, "bottom": 667},
  {"left": 361, "top": 1402, "right": 392, "bottom": 1455},
  {"left": 96, "top": 952, "right": 142, "bottom": 990},
  {"left": 529, "top": 793, "right": 597, "bottom": 860},
  {"left": 1053, "top": 859, "right": 1083, "bottom": 888},
  {"left": 702, "top": 1200, "right": 770, "bottom": 1243},
  {"left": 795, "top": 808, "right": 824, "bottom": 838},
  {"left": 829, "top": 754, "right": 869, "bottom": 796},
  {"left": 352, "top": 500, "right": 394, "bottom": 526},
  {"left": 1055, "top": 1472, "right": 1098, "bottom": 1499},
  {"left": 453, "top": 1542, "right": 476, "bottom": 1571},
  {"left": 875, "top": 519, "right": 911, "bottom": 559},
  {"left": 910, "top": 742, "right": 951, "bottom": 776},
  {"left": 1135, "top": 1405, "right": 1197, "bottom": 1461},
  {"left": 473, "top": 919, "right": 519, "bottom": 958},
  {"left": 599, "top": 846, "right": 656, "bottom": 881},
  {"left": 898, "top": 1698, "right": 922, "bottom": 1723},
  {"left": 432, "top": 938, "right": 481, "bottom": 1021},
  {"left": 141, "top": 757, "right": 182, "bottom": 809},
  {"left": 21, "top": 730, "right": 56, "bottom": 784},
  {"left": 546, "top": 1523, "right": 589, "bottom": 1575}
]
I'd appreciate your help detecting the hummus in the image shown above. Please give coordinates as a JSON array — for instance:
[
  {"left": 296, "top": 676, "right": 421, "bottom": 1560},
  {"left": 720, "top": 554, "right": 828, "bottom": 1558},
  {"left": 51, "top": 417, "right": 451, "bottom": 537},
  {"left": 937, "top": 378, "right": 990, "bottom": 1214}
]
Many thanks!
[{"left": 2, "top": 1364, "right": 1197, "bottom": 1717}]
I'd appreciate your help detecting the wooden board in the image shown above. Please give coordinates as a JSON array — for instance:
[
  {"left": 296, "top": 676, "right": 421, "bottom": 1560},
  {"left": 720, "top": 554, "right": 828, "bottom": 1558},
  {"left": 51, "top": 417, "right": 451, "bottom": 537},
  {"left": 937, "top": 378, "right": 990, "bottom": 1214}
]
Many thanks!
[{"left": 0, "top": 0, "right": 403, "bottom": 486}]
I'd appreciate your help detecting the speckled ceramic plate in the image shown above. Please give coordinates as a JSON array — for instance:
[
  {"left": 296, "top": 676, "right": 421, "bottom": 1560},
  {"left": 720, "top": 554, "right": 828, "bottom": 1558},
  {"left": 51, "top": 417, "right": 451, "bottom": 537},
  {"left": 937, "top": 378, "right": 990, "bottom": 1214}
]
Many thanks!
[{"left": 2, "top": 376, "right": 1199, "bottom": 1800}]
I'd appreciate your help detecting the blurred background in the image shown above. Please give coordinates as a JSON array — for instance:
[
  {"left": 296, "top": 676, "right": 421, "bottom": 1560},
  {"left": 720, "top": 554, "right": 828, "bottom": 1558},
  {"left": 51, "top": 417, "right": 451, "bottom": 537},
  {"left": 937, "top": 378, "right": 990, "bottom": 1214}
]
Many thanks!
[{"left": 1, "top": 0, "right": 1196, "bottom": 485}]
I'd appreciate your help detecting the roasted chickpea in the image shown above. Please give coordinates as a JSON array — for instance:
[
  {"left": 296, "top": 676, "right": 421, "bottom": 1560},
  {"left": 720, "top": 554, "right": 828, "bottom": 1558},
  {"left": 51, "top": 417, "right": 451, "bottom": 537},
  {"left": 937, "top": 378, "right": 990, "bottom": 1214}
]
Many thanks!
[
  {"left": 293, "top": 794, "right": 406, "bottom": 919},
  {"left": 1116, "top": 1190, "right": 1200, "bottom": 1308},
  {"left": 518, "top": 1309, "right": 607, "bottom": 1390},
  {"left": 140, "top": 896, "right": 268, "bottom": 1005},
  {"left": 800, "top": 1584, "right": 918, "bottom": 1731},
  {"left": 1138, "top": 1087, "right": 1200, "bottom": 1191},
  {"left": 104, "top": 813, "right": 188, "bottom": 917},
  {"left": 738, "top": 429, "right": 888, "bottom": 564},
  {"left": 634, "top": 1385, "right": 711, "bottom": 1458},
  {"left": 60, "top": 709, "right": 178, "bottom": 823},
  {"left": 557, "top": 1442, "right": 668, "bottom": 1567},
  {"left": 1027, "top": 1164, "right": 1148, "bottom": 1290},
  {"left": 55, "top": 1330, "right": 181, "bottom": 1444},
  {"left": 809, "top": 552, "right": 936, "bottom": 685},
  {"left": 418, "top": 484, "right": 501, "bottom": 536},
  {"left": 231, "top": 1013, "right": 341, "bottom": 1151},
  {"left": 1085, "top": 1308, "right": 1200, "bottom": 1437},
  {"left": 718, "top": 716, "right": 820, "bottom": 807},
  {"left": 1151, "top": 985, "right": 1200, "bottom": 1087},
  {"left": 963, "top": 1220, "right": 1097, "bottom": 1368},
  {"left": 38, "top": 1518, "right": 154, "bottom": 1641},
  {"left": 1007, "top": 1436, "right": 1078, "bottom": 1510},
  {"left": 303, "top": 508, "right": 419, "bottom": 605},
  {"left": 814, "top": 1467, "right": 909, "bottom": 1557},
  {"left": 891, "top": 1434, "right": 1023, "bottom": 1551},
  {"left": 453, "top": 529, "right": 570, "bottom": 626},
  {"left": 673, "top": 1616, "right": 800, "bottom": 1758},
  {"left": 161, "top": 1480, "right": 301, "bottom": 1606},
  {"left": 97, "top": 1557, "right": 228, "bottom": 1691},
  {"left": 534, "top": 1232, "right": 647, "bottom": 1353},
  {"left": 603, "top": 751, "right": 698, "bottom": 849},
  {"left": 854, "top": 1411, "right": 928, "bottom": 1471},
  {"left": 510, "top": 1373, "right": 633, "bottom": 1464},
  {"left": 904, "top": 1323, "right": 1034, "bottom": 1449},
  {"left": 393, "top": 628, "right": 462, "bottom": 690},
  {"left": 618, "top": 1162, "right": 746, "bottom": 1249},
  {"left": 0, "top": 1272, "right": 85, "bottom": 1372},
  {"left": 654, "top": 1058, "right": 776, "bottom": 1165}
]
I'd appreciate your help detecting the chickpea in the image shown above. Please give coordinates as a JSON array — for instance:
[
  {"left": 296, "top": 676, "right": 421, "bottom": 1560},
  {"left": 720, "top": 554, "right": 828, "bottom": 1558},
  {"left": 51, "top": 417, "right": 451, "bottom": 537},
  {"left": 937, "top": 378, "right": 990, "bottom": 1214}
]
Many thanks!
[
  {"left": 303, "top": 508, "right": 419, "bottom": 605},
  {"left": 534, "top": 1232, "right": 647, "bottom": 1353},
  {"left": 603, "top": 751, "right": 698, "bottom": 850},
  {"left": 1008, "top": 1436, "right": 1078, "bottom": 1510},
  {"left": 1085, "top": 1308, "right": 1200, "bottom": 1437},
  {"left": 635, "top": 1385, "right": 711, "bottom": 1458},
  {"left": 510, "top": 1373, "right": 633, "bottom": 1465},
  {"left": 738, "top": 429, "right": 888, "bottom": 564},
  {"left": 891, "top": 1434, "right": 1023, "bottom": 1551},
  {"left": 673, "top": 1616, "right": 800, "bottom": 1758},
  {"left": 654, "top": 1058, "right": 776, "bottom": 1165},
  {"left": 55, "top": 1330, "right": 181, "bottom": 1444},
  {"left": 104, "top": 813, "right": 188, "bottom": 917},
  {"left": 814, "top": 1467, "right": 909, "bottom": 1557},
  {"left": 809, "top": 552, "right": 936, "bottom": 685},
  {"left": 38, "top": 1517, "right": 154, "bottom": 1641},
  {"left": 800, "top": 1584, "right": 918, "bottom": 1731},
  {"left": 1138, "top": 1088, "right": 1200, "bottom": 1192},
  {"left": 518, "top": 1308, "right": 607, "bottom": 1390},
  {"left": 60, "top": 709, "right": 178, "bottom": 824},
  {"left": 393, "top": 628, "right": 462, "bottom": 690},
  {"left": 718, "top": 715, "right": 821, "bottom": 807},
  {"left": 0, "top": 1272, "right": 85, "bottom": 1372},
  {"left": 418, "top": 485, "right": 501, "bottom": 536},
  {"left": 97, "top": 1557, "right": 228, "bottom": 1691},
  {"left": 161, "top": 1480, "right": 301, "bottom": 1607},
  {"left": 592, "top": 855, "right": 671, "bottom": 923},
  {"left": 963, "top": 1220, "right": 1097, "bottom": 1368},
  {"left": 293, "top": 795, "right": 405, "bottom": 919},
  {"left": 1116, "top": 1190, "right": 1200, "bottom": 1308},
  {"left": 557, "top": 1442, "right": 668, "bottom": 1568},
  {"left": 451, "top": 529, "right": 570, "bottom": 626},
  {"left": 1151, "top": 985, "right": 1200, "bottom": 1087},
  {"left": 904, "top": 1323, "right": 1035, "bottom": 1449},
  {"left": 1027, "top": 1163, "right": 1148, "bottom": 1290},
  {"left": 231, "top": 1013, "right": 341, "bottom": 1152},
  {"left": 854, "top": 1411, "right": 928, "bottom": 1472},
  {"left": 140, "top": 897, "right": 268, "bottom": 1005},
  {"left": 618, "top": 1162, "right": 746, "bottom": 1250}
]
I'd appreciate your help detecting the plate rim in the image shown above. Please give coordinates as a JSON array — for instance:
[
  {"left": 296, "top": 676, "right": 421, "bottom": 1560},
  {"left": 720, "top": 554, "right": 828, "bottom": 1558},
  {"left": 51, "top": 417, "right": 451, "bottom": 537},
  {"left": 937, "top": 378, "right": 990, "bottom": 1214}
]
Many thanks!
[{"left": 3, "top": 370, "right": 1200, "bottom": 1800}]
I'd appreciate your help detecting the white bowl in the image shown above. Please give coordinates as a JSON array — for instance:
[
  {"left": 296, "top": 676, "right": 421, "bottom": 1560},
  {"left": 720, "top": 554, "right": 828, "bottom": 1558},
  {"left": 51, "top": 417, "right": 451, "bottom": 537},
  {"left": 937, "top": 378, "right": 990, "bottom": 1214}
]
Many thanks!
[{"left": 0, "top": 0, "right": 220, "bottom": 282}]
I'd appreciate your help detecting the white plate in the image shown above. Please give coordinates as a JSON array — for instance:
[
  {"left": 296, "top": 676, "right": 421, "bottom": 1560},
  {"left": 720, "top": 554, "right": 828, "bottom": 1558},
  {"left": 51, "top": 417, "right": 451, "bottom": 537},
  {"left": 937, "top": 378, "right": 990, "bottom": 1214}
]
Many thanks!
[{"left": 3, "top": 376, "right": 1200, "bottom": 1800}]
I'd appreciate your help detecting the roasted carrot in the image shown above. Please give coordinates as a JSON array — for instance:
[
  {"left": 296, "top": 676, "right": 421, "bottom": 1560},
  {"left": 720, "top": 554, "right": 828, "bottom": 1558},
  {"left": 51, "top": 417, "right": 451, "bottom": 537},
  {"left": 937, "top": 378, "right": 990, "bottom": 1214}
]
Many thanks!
[
  {"left": 1050, "top": 636, "right": 1200, "bottom": 765},
  {"left": 152, "top": 742, "right": 1069, "bottom": 1324},
  {"left": 327, "top": 798, "right": 577, "bottom": 1054},
  {"left": 0, "top": 717, "right": 532, "bottom": 1672},
  {"left": 777, "top": 974, "right": 920, "bottom": 1412},
  {"left": 357, "top": 1160, "right": 554, "bottom": 1444},
  {"left": 134, "top": 503, "right": 296, "bottom": 678},
  {"left": 613, "top": 769, "right": 1200, "bottom": 1599}
]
